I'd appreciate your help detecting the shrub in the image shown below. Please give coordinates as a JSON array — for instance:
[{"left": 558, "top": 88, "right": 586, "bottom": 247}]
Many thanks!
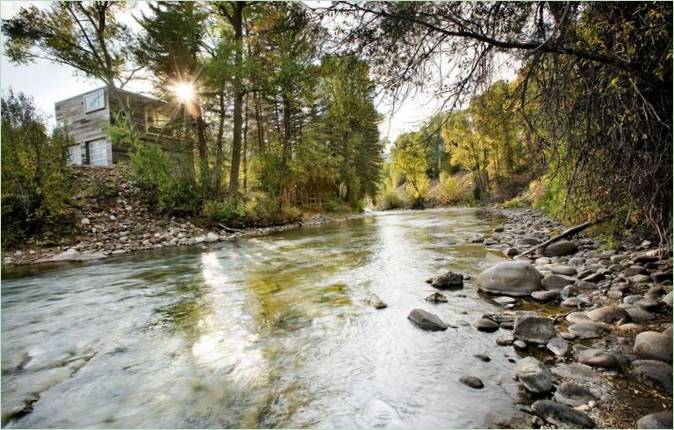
[
  {"left": 437, "top": 172, "right": 464, "bottom": 204},
  {"left": 203, "top": 198, "right": 245, "bottom": 225},
  {"left": 380, "top": 189, "right": 402, "bottom": 210},
  {"left": 159, "top": 176, "right": 202, "bottom": 216},
  {"left": 1, "top": 91, "right": 72, "bottom": 247},
  {"left": 280, "top": 205, "right": 303, "bottom": 223},
  {"left": 128, "top": 142, "right": 170, "bottom": 210}
]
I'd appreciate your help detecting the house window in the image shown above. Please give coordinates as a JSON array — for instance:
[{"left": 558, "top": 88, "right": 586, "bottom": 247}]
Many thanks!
[
  {"left": 68, "top": 144, "right": 82, "bottom": 165},
  {"left": 84, "top": 90, "right": 105, "bottom": 113},
  {"left": 87, "top": 139, "right": 111, "bottom": 166},
  {"left": 145, "top": 107, "right": 169, "bottom": 133}
]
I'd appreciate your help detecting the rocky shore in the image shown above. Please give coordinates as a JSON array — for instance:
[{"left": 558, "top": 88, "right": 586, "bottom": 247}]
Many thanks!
[
  {"left": 411, "top": 208, "right": 672, "bottom": 429},
  {"left": 2, "top": 166, "right": 364, "bottom": 267}
]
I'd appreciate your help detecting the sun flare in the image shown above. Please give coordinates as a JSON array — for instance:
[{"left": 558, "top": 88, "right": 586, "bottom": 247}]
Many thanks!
[{"left": 170, "top": 81, "right": 195, "bottom": 103}]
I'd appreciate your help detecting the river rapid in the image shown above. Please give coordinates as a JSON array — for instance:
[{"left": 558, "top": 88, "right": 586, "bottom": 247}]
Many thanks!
[{"left": 2, "top": 208, "right": 527, "bottom": 428}]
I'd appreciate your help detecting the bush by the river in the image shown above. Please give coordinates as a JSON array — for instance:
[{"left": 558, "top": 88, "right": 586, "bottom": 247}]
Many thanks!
[{"left": 1, "top": 91, "right": 73, "bottom": 247}]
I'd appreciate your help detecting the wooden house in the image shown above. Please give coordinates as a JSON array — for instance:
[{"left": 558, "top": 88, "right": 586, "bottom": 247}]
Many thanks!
[{"left": 55, "top": 87, "right": 185, "bottom": 166}]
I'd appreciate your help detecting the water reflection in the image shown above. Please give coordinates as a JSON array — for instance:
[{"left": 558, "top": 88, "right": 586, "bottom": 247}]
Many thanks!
[{"left": 2, "top": 208, "right": 521, "bottom": 428}]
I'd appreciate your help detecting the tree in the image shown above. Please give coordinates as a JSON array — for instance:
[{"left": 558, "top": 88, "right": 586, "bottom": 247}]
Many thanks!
[
  {"left": 332, "top": 1, "right": 673, "bottom": 244},
  {"left": 1, "top": 91, "right": 71, "bottom": 246},
  {"left": 215, "top": 1, "right": 249, "bottom": 196},
  {"left": 135, "top": 1, "right": 210, "bottom": 188},
  {"left": 3, "top": 1, "right": 139, "bottom": 127},
  {"left": 391, "top": 133, "right": 429, "bottom": 204},
  {"left": 318, "top": 55, "right": 383, "bottom": 205}
]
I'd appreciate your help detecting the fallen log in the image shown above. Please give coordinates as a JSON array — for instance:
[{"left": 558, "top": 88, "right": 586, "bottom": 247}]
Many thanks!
[
  {"left": 521, "top": 215, "right": 610, "bottom": 256},
  {"left": 217, "top": 223, "right": 246, "bottom": 234}
]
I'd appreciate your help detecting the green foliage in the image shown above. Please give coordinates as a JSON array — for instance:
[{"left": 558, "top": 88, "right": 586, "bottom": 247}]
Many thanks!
[
  {"left": 203, "top": 198, "right": 246, "bottom": 225},
  {"left": 205, "top": 192, "right": 303, "bottom": 227},
  {"left": 128, "top": 141, "right": 171, "bottom": 210},
  {"left": 2, "top": 2, "right": 134, "bottom": 87},
  {"left": 380, "top": 190, "right": 402, "bottom": 210},
  {"left": 159, "top": 176, "right": 202, "bottom": 216},
  {"left": 1, "top": 91, "right": 71, "bottom": 247},
  {"left": 436, "top": 172, "right": 470, "bottom": 205},
  {"left": 391, "top": 133, "right": 430, "bottom": 205},
  {"left": 122, "top": 120, "right": 201, "bottom": 216}
]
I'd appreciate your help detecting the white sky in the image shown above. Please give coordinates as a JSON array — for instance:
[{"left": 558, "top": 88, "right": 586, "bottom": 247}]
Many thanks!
[{"left": 1, "top": 1, "right": 517, "bottom": 146}]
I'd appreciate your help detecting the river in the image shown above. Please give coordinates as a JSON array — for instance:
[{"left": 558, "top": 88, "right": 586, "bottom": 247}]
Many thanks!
[{"left": 2, "top": 208, "right": 526, "bottom": 428}]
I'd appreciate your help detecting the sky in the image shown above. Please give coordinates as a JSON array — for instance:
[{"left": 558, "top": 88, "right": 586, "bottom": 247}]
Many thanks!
[{"left": 0, "top": 1, "right": 517, "bottom": 145}]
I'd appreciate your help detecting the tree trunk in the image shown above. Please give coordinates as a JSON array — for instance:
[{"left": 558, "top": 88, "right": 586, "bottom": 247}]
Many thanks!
[
  {"left": 227, "top": 2, "right": 244, "bottom": 196},
  {"left": 280, "top": 93, "right": 292, "bottom": 194},
  {"left": 214, "top": 88, "right": 226, "bottom": 195},
  {"left": 194, "top": 101, "right": 209, "bottom": 191},
  {"left": 243, "top": 93, "right": 249, "bottom": 191},
  {"left": 254, "top": 90, "right": 265, "bottom": 153}
]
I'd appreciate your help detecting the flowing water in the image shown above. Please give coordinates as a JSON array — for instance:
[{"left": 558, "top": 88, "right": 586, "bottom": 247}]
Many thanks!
[{"left": 2, "top": 208, "right": 526, "bottom": 428}]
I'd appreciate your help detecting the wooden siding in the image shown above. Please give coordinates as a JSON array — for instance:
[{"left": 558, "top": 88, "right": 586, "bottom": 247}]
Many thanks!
[
  {"left": 56, "top": 87, "right": 189, "bottom": 165},
  {"left": 55, "top": 88, "right": 110, "bottom": 145}
]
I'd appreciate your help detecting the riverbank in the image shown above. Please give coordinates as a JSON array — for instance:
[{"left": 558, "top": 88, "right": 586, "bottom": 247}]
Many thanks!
[
  {"left": 455, "top": 207, "right": 672, "bottom": 428},
  {"left": 1, "top": 166, "right": 366, "bottom": 267}
]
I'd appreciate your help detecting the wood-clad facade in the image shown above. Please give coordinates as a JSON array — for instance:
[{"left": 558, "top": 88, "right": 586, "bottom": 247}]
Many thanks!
[{"left": 55, "top": 87, "right": 185, "bottom": 167}]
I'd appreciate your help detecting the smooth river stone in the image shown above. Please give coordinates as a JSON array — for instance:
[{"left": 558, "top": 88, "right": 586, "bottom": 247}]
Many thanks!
[
  {"left": 586, "top": 305, "right": 631, "bottom": 324},
  {"left": 407, "top": 309, "right": 448, "bottom": 331},
  {"left": 550, "top": 265, "right": 578, "bottom": 276},
  {"left": 532, "top": 400, "right": 595, "bottom": 428},
  {"left": 543, "top": 240, "right": 578, "bottom": 257},
  {"left": 631, "top": 360, "right": 673, "bottom": 393},
  {"left": 636, "top": 412, "right": 673, "bottom": 429},
  {"left": 553, "top": 382, "right": 596, "bottom": 407},
  {"left": 517, "top": 357, "right": 553, "bottom": 393},
  {"left": 633, "top": 331, "right": 673, "bottom": 363},
  {"left": 541, "top": 274, "right": 573, "bottom": 290},
  {"left": 531, "top": 290, "right": 560, "bottom": 302},
  {"left": 568, "top": 322, "right": 610, "bottom": 339},
  {"left": 476, "top": 261, "right": 541, "bottom": 297},
  {"left": 459, "top": 375, "right": 484, "bottom": 389},
  {"left": 547, "top": 336, "right": 569, "bottom": 357},
  {"left": 474, "top": 318, "right": 499, "bottom": 332},
  {"left": 577, "top": 348, "right": 620, "bottom": 368},
  {"left": 513, "top": 314, "right": 555, "bottom": 344}
]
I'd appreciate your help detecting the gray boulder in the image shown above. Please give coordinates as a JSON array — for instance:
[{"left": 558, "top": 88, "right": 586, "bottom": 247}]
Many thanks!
[
  {"left": 553, "top": 382, "right": 596, "bottom": 407},
  {"left": 531, "top": 290, "right": 560, "bottom": 302},
  {"left": 550, "top": 265, "right": 578, "bottom": 276},
  {"left": 541, "top": 274, "right": 573, "bottom": 290},
  {"left": 547, "top": 336, "right": 569, "bottom": 357},
  {"left": 543, "top": 240, "right": 578, "bottom": 257},
  {"left": 431, "top": 271, "right": 464, "bottom": 289},
  {"left": 586, "top": 305, "right": 631, "bottom": 324},
  {"left": 566, "top": 311, "right": 590, "bottom": 325},
  {"left": 476, "top": 261, "right": 541, "bottom": 297},
  {"left": 634, "top": 331, "right": 673, "bottom": 363},
  {"left": 514, "top": 314, "right": 555, "bottom": 344},
  {"left": 631, "top": 360, "right": 673, "bottom": 393},
  {"left": 474, "top": 318, "right": 499, "bottom": 332},
  {"left": 636, "top": 412, "right": 673, "bottom": 429},
  {"left": 407, "top": 309, "right": 448, "bottom": 331},
  {"left": 577, "top": 348, "right": 620, "bottom": 368},
  {"left": 517, "top": 357, "right": 553, "bottom": 393},
  {"left": 425, "top": 292, "right": 448, "bottom": 303},
  {"left": 568, "top": 322, "right": 610, "bottom": 339},
  {"left": 625, "top": 307, "right": 656, "bottom": 322},
  {"left": 532, "top": 400, "right": 595, "bottom": 428}
]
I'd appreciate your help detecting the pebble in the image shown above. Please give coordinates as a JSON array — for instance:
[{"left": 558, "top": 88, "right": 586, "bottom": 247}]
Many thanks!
[
  {"left": 474, "top": 318, "right": 500, "bottom": 332},
  {"left": 459, "top": 375, "right": 484, "bottom": 389}
]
